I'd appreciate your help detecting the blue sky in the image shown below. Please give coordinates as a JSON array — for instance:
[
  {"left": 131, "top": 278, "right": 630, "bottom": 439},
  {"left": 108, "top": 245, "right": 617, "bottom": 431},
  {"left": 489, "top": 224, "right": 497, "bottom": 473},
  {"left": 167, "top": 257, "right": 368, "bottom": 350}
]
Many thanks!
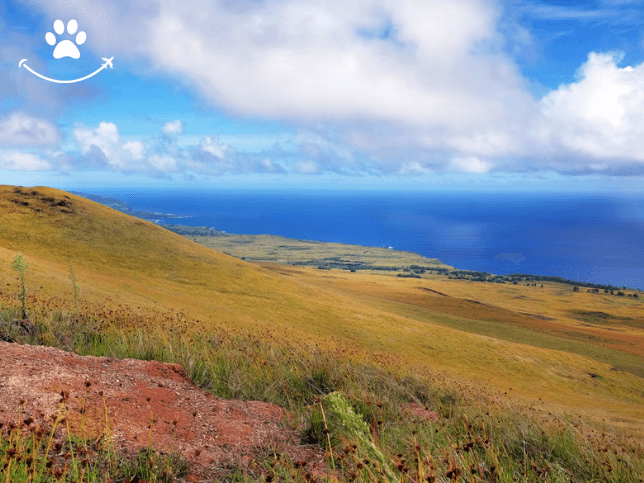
[{"left": 1, "top": 0, "right": 644, "bottom": 192}]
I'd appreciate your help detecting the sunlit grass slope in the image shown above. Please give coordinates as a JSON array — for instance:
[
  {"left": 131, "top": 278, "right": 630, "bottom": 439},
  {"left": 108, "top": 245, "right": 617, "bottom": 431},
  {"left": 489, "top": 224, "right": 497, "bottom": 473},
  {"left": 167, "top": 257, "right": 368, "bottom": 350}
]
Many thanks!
[
  {"left": 0, "top": 185, "right": 345, "bottom": 329},
  {"left": 253, "top": 264, "right": 644, "bottom": 433},
  {"left": 1, "top": 185, "right": 643, "bottom": 439}
]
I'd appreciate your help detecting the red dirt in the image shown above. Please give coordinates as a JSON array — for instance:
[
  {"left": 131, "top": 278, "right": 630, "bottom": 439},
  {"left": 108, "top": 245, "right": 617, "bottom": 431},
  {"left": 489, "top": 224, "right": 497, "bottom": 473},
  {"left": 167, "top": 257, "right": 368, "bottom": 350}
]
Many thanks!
[
  {"left": 401, "top": 403, "right": 439, "bottom": 422},
  {"left": 0, "top": 341, "right": 326, "bottom": 480}
]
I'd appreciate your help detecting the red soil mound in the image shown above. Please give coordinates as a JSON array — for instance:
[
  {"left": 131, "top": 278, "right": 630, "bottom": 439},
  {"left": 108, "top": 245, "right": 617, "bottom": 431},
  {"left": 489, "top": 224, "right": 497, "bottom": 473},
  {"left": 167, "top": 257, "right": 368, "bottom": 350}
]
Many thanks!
[{"left": 0, "top": 341, "right": 325, "bottom": 480}]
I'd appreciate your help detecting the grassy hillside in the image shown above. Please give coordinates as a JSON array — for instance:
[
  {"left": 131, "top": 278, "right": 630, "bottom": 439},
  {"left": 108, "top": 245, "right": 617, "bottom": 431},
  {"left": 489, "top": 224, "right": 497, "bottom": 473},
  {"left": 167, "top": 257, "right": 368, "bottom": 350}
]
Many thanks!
[{"left": 2, "top": 185, "right": 644, "bottom": 481}]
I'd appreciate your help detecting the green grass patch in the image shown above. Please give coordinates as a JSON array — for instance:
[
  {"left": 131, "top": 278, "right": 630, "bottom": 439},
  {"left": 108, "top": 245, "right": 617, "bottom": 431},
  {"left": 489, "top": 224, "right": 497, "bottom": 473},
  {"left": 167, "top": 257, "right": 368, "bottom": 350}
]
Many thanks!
[{"left": 369, "top": 297, "right": 644, "bottom": 379}]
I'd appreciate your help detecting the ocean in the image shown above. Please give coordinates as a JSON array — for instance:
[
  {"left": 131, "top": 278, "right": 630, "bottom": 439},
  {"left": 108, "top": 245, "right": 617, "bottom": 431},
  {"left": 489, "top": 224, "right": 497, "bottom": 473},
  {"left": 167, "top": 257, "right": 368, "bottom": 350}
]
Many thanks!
[{"left": 92, "top": 189, "right": 644, "bottom": 289}]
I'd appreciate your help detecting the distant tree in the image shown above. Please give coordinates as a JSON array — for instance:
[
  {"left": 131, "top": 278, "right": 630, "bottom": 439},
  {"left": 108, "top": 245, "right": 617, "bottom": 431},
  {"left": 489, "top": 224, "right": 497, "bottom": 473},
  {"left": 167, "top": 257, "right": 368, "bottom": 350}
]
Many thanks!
[
  {"left": 540, "top": 285, "right": 544, "bottom": 288},
  {"left": 512, "top": 281, "right": 517, "bottom": 285},
  {"left": 634, "top": 294, "right": 639, "bottom": 299},
  {"left": 573, "top": 286, "right": 579, "bottom": 292},
  {"left": 617, "top": 291, "right": 625, "bottom": 296}
]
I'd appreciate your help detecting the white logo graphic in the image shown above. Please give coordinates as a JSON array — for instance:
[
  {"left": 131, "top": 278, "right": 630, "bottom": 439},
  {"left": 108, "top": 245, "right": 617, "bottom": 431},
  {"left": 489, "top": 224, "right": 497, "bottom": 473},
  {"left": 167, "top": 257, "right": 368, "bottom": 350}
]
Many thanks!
[
  {"left": 19, "top": 19, "right": 114, "bottom": 83},
  {"left": 46, "top": 19, "right": 86, "bottom": 59}
]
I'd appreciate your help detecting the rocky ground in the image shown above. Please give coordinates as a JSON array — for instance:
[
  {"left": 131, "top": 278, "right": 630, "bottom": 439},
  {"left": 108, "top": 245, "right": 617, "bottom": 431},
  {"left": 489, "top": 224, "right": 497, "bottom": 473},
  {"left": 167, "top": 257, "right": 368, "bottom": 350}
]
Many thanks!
[{"left": 0, "top": 341, "right": 326, "bottom": 481}]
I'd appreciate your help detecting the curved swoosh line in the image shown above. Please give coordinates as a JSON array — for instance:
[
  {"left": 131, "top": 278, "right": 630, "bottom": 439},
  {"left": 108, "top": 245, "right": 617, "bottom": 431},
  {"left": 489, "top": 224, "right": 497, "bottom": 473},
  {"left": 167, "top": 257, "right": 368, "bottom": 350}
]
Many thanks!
[{"left": 19, "top": 60, "right": 110, "bottom": 84}]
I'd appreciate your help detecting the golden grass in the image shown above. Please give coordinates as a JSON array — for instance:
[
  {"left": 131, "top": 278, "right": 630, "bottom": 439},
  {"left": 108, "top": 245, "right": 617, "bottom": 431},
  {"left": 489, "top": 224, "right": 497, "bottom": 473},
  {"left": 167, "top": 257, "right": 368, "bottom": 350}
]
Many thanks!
[{"left": 2, "top": 185, "right": 644, "bottom": 442}]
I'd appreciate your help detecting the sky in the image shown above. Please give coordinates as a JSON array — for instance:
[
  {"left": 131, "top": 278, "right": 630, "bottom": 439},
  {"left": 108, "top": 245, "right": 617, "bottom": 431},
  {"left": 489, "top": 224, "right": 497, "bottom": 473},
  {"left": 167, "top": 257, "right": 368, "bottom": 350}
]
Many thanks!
[{"left": 1, "top": 0, "right": 644, "bottom": 192}]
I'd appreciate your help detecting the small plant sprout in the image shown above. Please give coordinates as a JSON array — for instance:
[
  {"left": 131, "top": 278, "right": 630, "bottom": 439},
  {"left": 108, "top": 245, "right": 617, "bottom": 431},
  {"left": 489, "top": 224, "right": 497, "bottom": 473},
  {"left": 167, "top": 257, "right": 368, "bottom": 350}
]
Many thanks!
[{"left": 12, "top": 253, "right": 28, "bottom": 319}]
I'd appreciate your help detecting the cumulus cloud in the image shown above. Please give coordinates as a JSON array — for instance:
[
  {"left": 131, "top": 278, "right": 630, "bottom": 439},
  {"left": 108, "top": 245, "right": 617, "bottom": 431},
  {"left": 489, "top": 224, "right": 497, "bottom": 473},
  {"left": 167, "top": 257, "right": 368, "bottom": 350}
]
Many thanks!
[
  {"left": 450, "top": 156, "right": 493, "bottom": 174},
  {"left": 162, "top": 120, "right": 184, "bottom": 135},
  {"left": 396, "top": 161, "right": 433, "bottom": 175},
  {"left": 73, "top": 122, "right": 126, "bottom": 168},
  {"left": 188, "top": 135, "right": 289, "bottom": 175},
  {"left": 141, "top": 0, "right": 534, "bottom": 135},
  {"left": 149, "top": 154, "right": 179, "bottom": 172},
  {"left": 0, "top": 112, "right": 60, "bottom": 147},
  {"left": 539, "top": 52, "right": 644, "bottom": 164},
  {"left": 123, "top": 141, "right": 146, "bottom": 160},
  {"left": 294, "top": 161, "right": 319, "bottom": 175},
  {"left": 72, "top": 122, "right": 165, "bottom": 173},
  {"left": 256, "top": 157, "right": 285, "bottom": 174},
  {"left": 28, "top": 0, "right": 535, "bottom": 168},
  {"left": 20, "top": 0, "right": 644, "bottom": 176},
  {"left": 0, "top": 151, "right": 52, "bottom": 171},
  {"left": 66, "top": 121, "right": 288, "bottom": 176},
  {"left": 200, "top": 136, "right": 234, "bottom": 160}
]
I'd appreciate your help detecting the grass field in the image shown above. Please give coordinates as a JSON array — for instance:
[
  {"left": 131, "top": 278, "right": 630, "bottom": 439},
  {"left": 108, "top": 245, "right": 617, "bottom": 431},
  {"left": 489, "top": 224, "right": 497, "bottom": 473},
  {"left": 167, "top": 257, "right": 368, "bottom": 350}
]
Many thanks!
[
  {"left": 177, "top": 231, "right": 453, "bottom": 272},
  {"left": 2, "top": 185, "right": 644, "bottom": 481}
]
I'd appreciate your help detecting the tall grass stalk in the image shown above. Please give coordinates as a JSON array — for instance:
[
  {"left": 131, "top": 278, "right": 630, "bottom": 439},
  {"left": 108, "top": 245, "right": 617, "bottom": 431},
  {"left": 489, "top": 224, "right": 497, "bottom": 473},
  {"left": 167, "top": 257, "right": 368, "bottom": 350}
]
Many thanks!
[
  {"left": 69, "top": 263, "right": 81, "bottom": 314},
  {"left": 11, "top": 253, "right": 28, "bottom": 319}
]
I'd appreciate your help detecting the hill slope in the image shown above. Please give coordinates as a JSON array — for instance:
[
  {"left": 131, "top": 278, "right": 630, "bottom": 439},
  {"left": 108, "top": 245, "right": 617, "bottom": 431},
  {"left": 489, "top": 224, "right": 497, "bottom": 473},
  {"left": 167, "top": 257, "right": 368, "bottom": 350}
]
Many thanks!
[{"left": 1, "top": 185, "right": 644, "bottom": 438}]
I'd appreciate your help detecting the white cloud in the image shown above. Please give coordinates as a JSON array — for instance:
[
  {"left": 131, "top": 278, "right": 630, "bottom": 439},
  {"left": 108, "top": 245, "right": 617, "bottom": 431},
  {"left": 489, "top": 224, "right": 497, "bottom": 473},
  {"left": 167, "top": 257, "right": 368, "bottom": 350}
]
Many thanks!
[
  {"left": 258, "top": 158, "right": 281, "bottom": 173},
  {"left": 32, "top": 0, "right": 533, "bottom": 163},
  {"left": 73, "top": 122, "right": 124, "bottom": 167},
  {"left": 21, "top": 0, "right": 644, "bottom": 176},
  {"left": 72, "top": 122, "right": 157, "bottom": 172},
  {"left": 397, "top": 161, "right": 433, "bottom": 175},
  {"left": 295, "top": 160, "right": 320, "bottom": 175},
  {"left": 0, "top": 151, "right": 52, "bottom": 171},
  {"left": 0, "top": 112, "right": 60, "bottom": 147},
  {"left": 450, "top": 156, "right": 493, "bottom": 174},
  {"left": 200, "top": 136, "right": 234, "bottom": 159},
  {"left": 142, "top": 0, "right": 531, "bottom": 132},
  {"left": 67, "top": 121, "right": 288, "bottom": 176},
  {"left": 149, "top": 154, "right": 179, "bottom": 172},
  {"left": 123, "top": 141, "right": 146, "bottom": 160},
  {"left": 539, "top": 52, "right": 644, "bottom": 164},
  {"left": 162, "top": 120, "right": 184, "bottom": 135}
]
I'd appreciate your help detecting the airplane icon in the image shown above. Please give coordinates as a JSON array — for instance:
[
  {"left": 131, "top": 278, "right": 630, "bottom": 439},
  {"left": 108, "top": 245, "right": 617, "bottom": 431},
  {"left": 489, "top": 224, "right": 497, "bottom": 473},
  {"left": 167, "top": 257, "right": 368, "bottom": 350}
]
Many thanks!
[{"left": 101, "top": 57, "right": 114, "bottom": 69}]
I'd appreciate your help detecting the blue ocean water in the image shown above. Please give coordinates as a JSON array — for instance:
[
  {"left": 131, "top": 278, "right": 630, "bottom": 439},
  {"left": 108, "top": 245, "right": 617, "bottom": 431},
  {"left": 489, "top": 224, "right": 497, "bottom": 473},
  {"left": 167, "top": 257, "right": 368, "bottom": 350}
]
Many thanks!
[{"left": 95, "top": 189, "right": 644, "bottom": 289}]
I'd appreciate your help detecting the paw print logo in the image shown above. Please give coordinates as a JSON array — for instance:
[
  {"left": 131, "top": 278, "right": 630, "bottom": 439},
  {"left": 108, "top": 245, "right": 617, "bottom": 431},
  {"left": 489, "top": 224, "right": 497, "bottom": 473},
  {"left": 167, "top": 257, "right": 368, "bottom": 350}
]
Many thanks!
[
  {"left": 46, "top": 19, "right": 87, "bottom": 59},
  {"left": 19, "top": 18, "right": 113, "bottom": 83}
]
